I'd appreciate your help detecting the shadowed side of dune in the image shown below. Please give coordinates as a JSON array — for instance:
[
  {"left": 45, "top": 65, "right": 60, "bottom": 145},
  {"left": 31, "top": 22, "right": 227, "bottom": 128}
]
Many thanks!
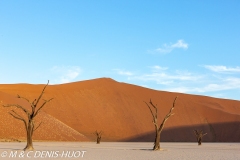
[{"left": 122, "top": 121, "right": 240, "bottom": 142}]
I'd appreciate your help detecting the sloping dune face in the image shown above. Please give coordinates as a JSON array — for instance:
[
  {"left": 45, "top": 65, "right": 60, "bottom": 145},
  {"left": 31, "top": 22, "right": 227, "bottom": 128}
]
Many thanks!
[
  {"left": 0, "top": 78, "right": 240, "bottom": 142},
  {"left": 0, "top": 91, "right": 88, "bottom": 141}
]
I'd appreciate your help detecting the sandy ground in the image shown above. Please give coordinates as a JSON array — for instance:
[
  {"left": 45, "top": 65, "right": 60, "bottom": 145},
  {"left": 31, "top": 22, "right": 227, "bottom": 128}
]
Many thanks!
[{"left": 0, "top": 142, "right": 239, "bottom": 160}]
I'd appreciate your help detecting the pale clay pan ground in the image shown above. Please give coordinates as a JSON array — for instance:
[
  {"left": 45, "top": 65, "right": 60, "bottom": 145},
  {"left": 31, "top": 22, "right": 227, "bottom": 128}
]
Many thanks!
[{"left": 0, "top": 142, "right": 239, "bottom": 160}]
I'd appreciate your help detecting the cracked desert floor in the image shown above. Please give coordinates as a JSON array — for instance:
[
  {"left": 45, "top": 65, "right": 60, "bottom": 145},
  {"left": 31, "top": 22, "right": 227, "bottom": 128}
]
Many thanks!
[{"left": 0, "top": 142, "right": 239, "bottom": 160}]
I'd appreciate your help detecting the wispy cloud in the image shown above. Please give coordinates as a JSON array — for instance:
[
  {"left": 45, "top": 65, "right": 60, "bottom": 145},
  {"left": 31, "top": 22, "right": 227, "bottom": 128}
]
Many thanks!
[
  {"left": 166, "top": 77, "right": 240, "bottom": 94},
  {"left": 51, "top": 66, "right": 81, "bottom": 84},
  {"left": 149, "top": 65, "right": 168, "bottom": 71},
  {"left": 115, "top": 65, "right": 240, "bottom": 99},
  {"left": 113, "top": 69, "right": 134, "bottom": 76},
  {"left": 155, "top": 39, "right": 188, "bottom": 54},
  {"left": 132, "top": 72, "right": 201, "bottom": 85},
  {"left": 114, "top": 64, "right": 240, "bottom": 100},
  {"left": 128, "top": 66, "right": 201, "bottom": 85},
  {"left": 203, "top": 65, "right": 240, "bottom": 73}
]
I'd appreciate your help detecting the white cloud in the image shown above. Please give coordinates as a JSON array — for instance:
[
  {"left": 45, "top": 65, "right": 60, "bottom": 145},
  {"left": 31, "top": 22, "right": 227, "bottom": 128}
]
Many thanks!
[
  {"left": 114, "top": 64, "right": 240, "bottom": 100},
  {"left": 130, "top": 68, "right": 202, "bottom": 86},
  {"left": 171, "top": 40, "right": 189, "bottom": 49},
  {"left": 164, "top": 86, "right": 194, "bottom": 93},
  {"left": 203, "top": 65, "right": 240, "bottom": 73},
  {"left": 113, "top": 69, "right": 134, "bottom": 76},
  {"left": 155, "top": 45, "right": 172, "bottom": 53},
  {"left": 51, "top": 66, "right": 81, "bottom": 84},
  {"left": 150, "top": 65, "right": 168, "bottom": 71},
  {"left": 155, "top": 39, "right": 188, "bottom": 54},
  {"left": 165, "top": 77, "right": 240, "bottom": 94}
]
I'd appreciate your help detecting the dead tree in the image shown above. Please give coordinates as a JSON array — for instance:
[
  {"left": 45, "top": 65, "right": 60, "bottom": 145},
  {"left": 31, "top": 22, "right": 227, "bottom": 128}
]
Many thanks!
[
  {"left": 2, "top": 80, "right": 53, "bottom": 150},
  {"left": 145, "top": 96, "right": 178, "bottom": 151},
  {"left": 94, "top": 130, "right": 102, "bottom": 144},
  {"left": 193, "top": 129, "right": 207, "bottom": 145}
]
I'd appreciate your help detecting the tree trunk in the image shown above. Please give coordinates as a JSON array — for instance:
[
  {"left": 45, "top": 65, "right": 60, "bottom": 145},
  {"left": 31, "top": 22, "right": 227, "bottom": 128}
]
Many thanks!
[
  {"left": 3, "top": 81, "right": 53, "bottom": 151},
  {"left": 97, "top": 137, "right": 101, "bottom": 144},
  {"left": 153, "top": 130, "right": 161, "bottom": 150},
  {"left": 24, "top": 120, "right": 34, "bottom": 150},
  {"left": 193, "top": 130, "right": 207, "bottom": 146},
  {"left": 145, "top": 97, "right": 178, "bottom": 151},
  {"left": 198, "top": 137, "right": 202, "bottom": 145}
]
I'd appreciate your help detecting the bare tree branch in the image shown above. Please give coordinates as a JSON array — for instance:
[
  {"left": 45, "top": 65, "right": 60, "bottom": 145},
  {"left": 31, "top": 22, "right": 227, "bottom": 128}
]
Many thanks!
[
  {"left": 17, "top": 94, "right": 30, "bottom": 102},
  {"left": 2, "top": 80, "right": 53, "bottom": 150},
  {"left": 34, "top": 80, "right": 49, "bottom": 107},
  {"left": 33, "top": 122, "right": 42, "bottom": 131},
  {"left": 9, "top": 111, "right": 24, "bottom": 122},
  {"left": 94, "top": 130, "right": 103, "bottom": 144},
  {"left": 144, "top": 101, "right": 155, "bottom": 120},
  {"left": 17, "top": 95, "right": 37, "bottom": 112},
  {"left": 33, "top": 98, "right": 53, "bottom": 118},
  {"left": 193, "top": 129, "right": 207, "bottom": 145},
  {"left": 149, "top": 99, "right": 158, "bottom": 119},
  {"left": 3, "top": 104, "right": 30, "bottom": 116},
  {"left": 145, "top": 96, "right": 178, "bottom": 150},
  {"left": 9, "top": 111, "right": 27, "bottom": 131},
  {"left": 10, "top": 110, "right": 24, "bottom": 119},
  {"left": 158, "top": 96, "right": 178, "bottom": 133},
  {"left": 193, "top": 129, "right": 198, "bottom": 136}
]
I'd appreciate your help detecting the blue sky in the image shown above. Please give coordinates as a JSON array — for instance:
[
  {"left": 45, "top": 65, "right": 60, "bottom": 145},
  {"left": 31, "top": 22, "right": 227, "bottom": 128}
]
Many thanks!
[{"left": 1, "top": 0, "right": 240, "bottom": 100}]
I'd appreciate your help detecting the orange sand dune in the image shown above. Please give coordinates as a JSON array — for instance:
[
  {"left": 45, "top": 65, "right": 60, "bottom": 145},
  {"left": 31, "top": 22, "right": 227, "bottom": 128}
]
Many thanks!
[
  {"left": 0, "top": 78, "right": 240, "bottom": 142},
  {"left": 0, "top": 91, "right": 88, "bottom": 141}
]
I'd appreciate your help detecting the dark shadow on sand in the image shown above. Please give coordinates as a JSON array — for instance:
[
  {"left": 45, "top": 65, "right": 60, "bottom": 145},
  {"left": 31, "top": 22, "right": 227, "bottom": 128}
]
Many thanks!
[
  {"left": 0, "top": 148, "right": 23, "bottom": 150},
  {"left": 122, "top": 122, "right": 240, "bottom": 142}
]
